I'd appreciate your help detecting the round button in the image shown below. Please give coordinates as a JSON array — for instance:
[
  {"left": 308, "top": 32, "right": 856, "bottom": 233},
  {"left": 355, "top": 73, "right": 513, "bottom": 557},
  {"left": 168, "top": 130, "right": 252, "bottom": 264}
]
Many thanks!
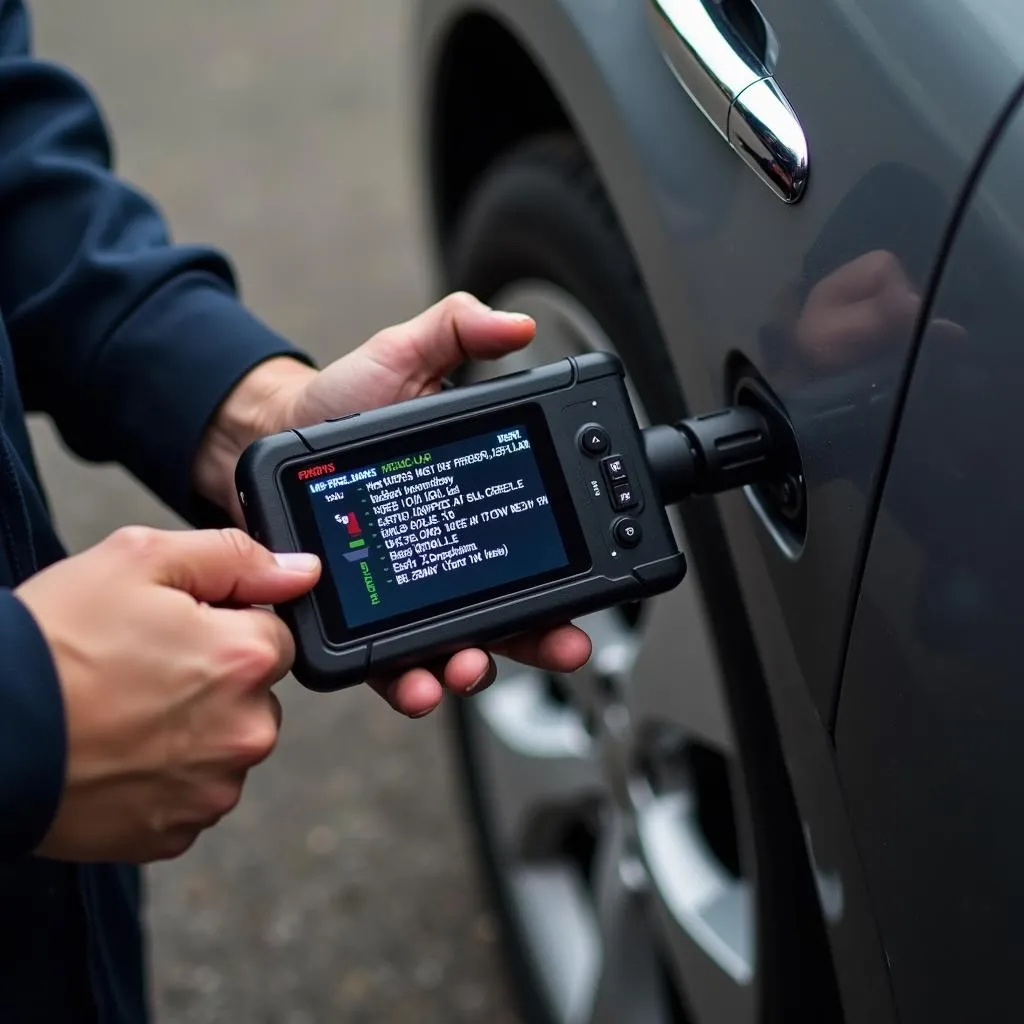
[
  {"left": 579, "top": 425, "right": 610, "bottom": 457},
  {"left": 613, "top": 517, "right": 643, "bottom": 549}
]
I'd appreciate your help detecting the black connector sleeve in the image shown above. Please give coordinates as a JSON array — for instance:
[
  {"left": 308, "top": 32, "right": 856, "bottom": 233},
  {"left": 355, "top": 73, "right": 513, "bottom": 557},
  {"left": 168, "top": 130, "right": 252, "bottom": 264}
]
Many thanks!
[
  {"left": 641, "top": 424, "right": 698, "bottom": 506},
  {"left": 643, "top": 406, "right": 776, "bottom": 506}
]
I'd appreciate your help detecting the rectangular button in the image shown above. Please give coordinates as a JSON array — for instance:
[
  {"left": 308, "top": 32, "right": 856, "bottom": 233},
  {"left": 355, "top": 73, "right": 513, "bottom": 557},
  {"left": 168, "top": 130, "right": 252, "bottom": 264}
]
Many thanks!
[
  {"left": 602, "top": 455, "right": 628, "bottom": 484},
  {"left": 611, "top": 483, "right": 639, "bottom": 511}
]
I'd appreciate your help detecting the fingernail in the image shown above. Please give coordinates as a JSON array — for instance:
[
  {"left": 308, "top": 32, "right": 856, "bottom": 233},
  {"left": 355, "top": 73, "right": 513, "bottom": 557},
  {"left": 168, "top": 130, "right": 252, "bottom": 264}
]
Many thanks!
[
  {"left": 274, "top": 552, "right": 320, "bottom": 573},
  {"left": 410, "top": 707, "right": 434, "bottom": 720},
  {"left": 467, "top": 662, "right": 495, "bottom": 694},
  {"left": 491, "top": 310, "right": 534, "bottom": 325}
]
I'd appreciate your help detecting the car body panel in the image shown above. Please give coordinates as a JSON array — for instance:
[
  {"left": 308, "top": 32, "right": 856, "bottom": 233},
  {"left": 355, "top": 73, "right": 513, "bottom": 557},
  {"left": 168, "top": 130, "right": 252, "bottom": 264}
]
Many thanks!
[
  {"left": 836, "top": 92, "right": 1024, "bottom": 1024},
  {"left": 415, "top": 1, "right": 1024, "bottom": 1020}
]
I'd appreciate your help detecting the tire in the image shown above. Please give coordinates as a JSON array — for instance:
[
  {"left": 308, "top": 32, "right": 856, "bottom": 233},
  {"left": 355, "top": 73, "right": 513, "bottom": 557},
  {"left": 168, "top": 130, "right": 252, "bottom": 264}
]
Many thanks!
[
  {"left": 448, "top": 135, "right": 684, "bottom": 425},
  {"left": 441, "top": 134, "right": 841, "bottom": 1024}
]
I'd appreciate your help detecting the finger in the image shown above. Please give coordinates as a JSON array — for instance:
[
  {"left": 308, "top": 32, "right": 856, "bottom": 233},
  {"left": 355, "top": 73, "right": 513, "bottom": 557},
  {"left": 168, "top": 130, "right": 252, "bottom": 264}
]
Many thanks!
[
  {"left": 492, "top": 624, "right": 593, "bottom": 673},
  {"left": 242, "top": 693, "right": 285, "bottom": 768},
  {"left": 364, "top": 292, "right": 536, "bottom": 388},
  {"left": 268, "top": 691, "right": 284, "bottom": 731},
  {"left": 110, "top": 526, "right": 321, "bottom": 606},
  {"left": 203, "top": 605, "right": 297, "bottom": 688},
  {"left": 155, "top": 826, "right": 202, "bottom": 863},
  {"left": 368, "top": 668, "right": 445, "bottom": 719},
  {"left": 442, "top": 648, "right": 497, "bottom": 696}
]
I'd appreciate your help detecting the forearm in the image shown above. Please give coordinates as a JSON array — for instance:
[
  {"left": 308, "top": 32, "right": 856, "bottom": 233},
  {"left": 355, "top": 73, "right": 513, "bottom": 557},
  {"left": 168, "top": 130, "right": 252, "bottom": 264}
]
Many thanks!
[{"left": 192, "top": 355, "right": 318, "bottom": 522}]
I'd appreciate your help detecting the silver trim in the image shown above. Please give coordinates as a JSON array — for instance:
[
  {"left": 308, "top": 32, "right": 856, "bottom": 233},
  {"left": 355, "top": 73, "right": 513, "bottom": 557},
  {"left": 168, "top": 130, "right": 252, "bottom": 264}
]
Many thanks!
[
  {"left": 647, "top": 0, "right": 764, "bottom": 136},
  {"left": 729, "top": 78, "right": 809, "bottom": 204},
  {"left": 647, "top": 0, "right": 810, "bottom": 203}
]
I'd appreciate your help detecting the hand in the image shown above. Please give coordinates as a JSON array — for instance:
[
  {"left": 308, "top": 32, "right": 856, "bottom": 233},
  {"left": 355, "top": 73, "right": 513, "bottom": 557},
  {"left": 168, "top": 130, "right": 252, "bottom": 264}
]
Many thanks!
[
  {"left": 194, "top": 292, "right": 592, "bottom": 718},
  {"left": 277, "top": 292, "right": 540, "bottom": 430},
  {"left": 194, "top": 292, "right": 541, "bottom": 510},
  {"left": 15, "top": 527, "right": 320, "bottom": 863}
]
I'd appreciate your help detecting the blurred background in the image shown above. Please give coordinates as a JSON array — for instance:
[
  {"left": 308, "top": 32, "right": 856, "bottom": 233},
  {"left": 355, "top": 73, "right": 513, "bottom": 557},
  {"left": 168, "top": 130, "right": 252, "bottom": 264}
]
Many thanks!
[{"left": 32, "top": 2, "right": 518, "bottom": 1022}]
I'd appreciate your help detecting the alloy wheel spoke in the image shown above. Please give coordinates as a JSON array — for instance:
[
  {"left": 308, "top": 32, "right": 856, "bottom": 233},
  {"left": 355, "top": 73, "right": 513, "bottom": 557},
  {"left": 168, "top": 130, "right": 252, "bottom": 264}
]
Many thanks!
[
  {"left": 638, "top": 794, "right": 756, "bottom": 1023},
  {"left": 584, "top": 814, "right": 669, "bottom": 1024},
  {"left": 471, "top": 668, "right": 606, "bottom": 856}
]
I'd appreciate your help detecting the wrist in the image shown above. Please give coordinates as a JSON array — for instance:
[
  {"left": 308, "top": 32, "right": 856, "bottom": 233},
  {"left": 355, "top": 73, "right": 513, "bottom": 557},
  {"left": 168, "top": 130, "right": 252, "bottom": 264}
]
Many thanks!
[{"left": 193, "top": 356, "right": 318, "bottom": 518}]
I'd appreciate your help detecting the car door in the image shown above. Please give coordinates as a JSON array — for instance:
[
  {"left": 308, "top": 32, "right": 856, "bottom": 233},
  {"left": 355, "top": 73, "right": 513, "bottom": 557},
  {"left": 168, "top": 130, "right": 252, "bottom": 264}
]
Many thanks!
[
  {"left": 632, "top": 0, "right": 1024, "bottom": 1015},
  {"left": 836, "top": 92, "right": 1024, "bottom": 1024}
]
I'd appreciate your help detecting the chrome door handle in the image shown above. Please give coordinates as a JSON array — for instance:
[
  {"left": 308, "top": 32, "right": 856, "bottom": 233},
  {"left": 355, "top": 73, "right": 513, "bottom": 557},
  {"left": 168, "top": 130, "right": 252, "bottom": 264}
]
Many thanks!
[{"left": 647, "top": 0, "right": 809, "bottom": 203}]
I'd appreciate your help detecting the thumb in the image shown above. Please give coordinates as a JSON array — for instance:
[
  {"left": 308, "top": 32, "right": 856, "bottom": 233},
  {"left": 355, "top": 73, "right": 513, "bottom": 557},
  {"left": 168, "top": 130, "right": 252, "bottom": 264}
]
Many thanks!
[
  {"left": 365, "top": 291, "right": 536, "bottom": 387},
  {"left": 121, "top": 527, "right": 320, "bottom": 606}
]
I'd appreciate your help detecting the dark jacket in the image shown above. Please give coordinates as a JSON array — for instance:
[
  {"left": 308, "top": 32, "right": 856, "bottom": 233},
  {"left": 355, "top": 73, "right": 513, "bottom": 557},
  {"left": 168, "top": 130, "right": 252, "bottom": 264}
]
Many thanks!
[{"left": 0, "top": 1, "right": 304, "bottom": 1019}]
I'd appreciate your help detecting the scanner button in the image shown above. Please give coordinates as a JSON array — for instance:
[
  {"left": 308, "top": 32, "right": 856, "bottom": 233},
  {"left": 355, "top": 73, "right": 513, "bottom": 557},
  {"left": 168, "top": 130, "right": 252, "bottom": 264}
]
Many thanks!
[
  {"left": 614, "top": 517, "right": 643, "bottom": 548},
  {"left": 611, "top": 483, "right": 639, "bottom": 511},
  {"left": 579, "top": 425, "right": 610, "bottom": 456},
  {"left": 602, "top": 455, "right": 628, "bottom": 484}
]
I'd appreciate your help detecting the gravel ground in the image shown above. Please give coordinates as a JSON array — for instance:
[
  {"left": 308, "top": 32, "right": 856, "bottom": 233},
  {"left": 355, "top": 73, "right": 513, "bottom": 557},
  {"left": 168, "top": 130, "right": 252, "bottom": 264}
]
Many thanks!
[{"left": 28, "top": 3, "right": 520, "bottom": 1021}]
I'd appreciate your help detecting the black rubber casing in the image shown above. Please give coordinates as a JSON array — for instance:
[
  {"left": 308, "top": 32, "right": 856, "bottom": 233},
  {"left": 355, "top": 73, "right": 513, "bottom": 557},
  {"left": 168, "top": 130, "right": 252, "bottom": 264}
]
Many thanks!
[{"left": 235, "top": 353, "right": 686, "bottom": 691}]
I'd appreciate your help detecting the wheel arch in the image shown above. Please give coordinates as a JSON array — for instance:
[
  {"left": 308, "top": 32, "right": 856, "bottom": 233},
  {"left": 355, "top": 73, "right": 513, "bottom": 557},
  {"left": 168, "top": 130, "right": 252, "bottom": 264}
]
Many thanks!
[
  {"left": 423, "top": 13, "right": 571, "bottom": 245},
  {"left": 413, "top": 0, "right": 678, "bottom": 293}
]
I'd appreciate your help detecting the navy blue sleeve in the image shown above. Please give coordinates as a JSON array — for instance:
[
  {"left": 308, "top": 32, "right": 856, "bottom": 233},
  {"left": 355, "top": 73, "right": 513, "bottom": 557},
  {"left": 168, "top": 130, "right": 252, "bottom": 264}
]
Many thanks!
[
  {"left": 0, "top": 590, "right": 65, "bottom": 858},
  {"left": 0, "top": 1, "right": 311, "bottom": 520}
]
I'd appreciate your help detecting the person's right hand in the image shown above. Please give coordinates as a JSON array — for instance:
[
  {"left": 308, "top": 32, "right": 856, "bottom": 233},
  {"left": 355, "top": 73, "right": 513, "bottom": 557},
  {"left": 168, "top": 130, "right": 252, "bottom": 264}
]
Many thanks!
[{"left": 14, "top": 527, "right": 320, "bottom": 864}]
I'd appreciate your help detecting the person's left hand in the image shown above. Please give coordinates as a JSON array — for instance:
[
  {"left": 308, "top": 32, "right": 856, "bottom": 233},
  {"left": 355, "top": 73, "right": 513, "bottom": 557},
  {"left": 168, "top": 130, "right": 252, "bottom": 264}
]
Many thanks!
[{"left": 195, "top": 292, "right": 593, "bottom": 717}]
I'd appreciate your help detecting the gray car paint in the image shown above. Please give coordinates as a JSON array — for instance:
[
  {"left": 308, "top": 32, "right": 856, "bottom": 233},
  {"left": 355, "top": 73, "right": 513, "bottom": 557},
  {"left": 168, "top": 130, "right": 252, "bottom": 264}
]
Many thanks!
[
  {"left": 837, "top": 92, "right": 1024, "bottom": 1023},
  {"left": 416, "top": 0, "right": 1024, "bottom": 1019}
]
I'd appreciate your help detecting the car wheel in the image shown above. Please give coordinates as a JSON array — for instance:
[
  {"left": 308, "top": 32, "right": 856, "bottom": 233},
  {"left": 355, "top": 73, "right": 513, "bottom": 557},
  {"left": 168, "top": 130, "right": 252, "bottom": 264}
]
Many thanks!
[{"left": 442, "top": 135, "right": 833, "bottom": 1024}]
